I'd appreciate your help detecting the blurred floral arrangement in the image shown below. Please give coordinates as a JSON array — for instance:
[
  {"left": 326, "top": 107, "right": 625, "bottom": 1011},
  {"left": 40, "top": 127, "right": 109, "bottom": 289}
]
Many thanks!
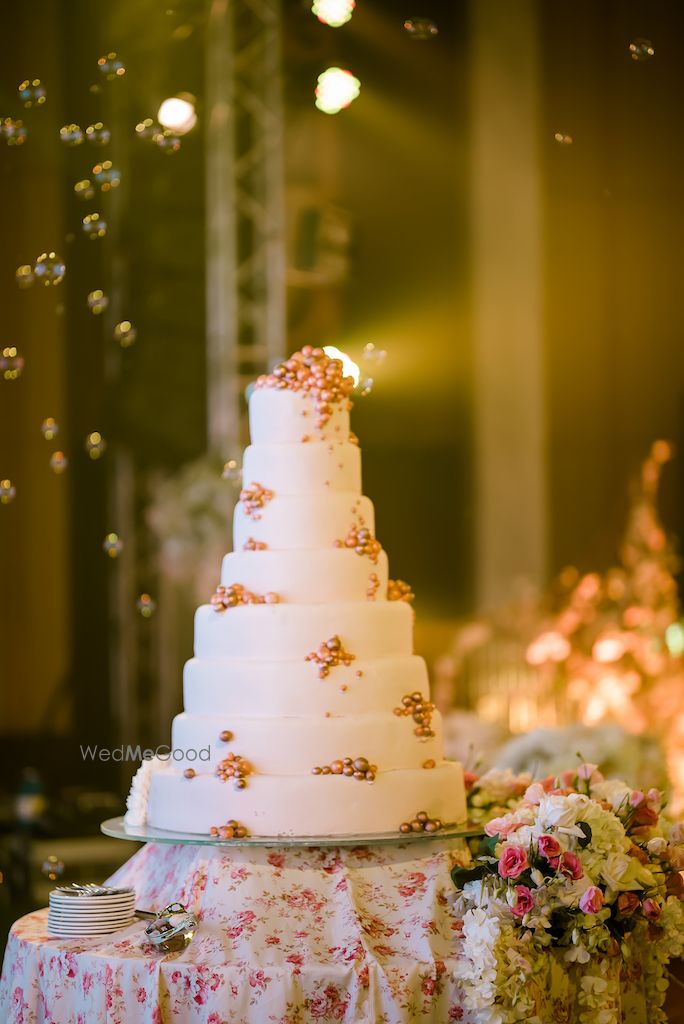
[
  {"left": 439, "top": 440, "right": 684, "bottom": 811},
  {"left": 454, "top": 764, "right": 684, "bottom": 1023},
  {"left": 146, "top": 455, "right": 238, "bottom": 602}
]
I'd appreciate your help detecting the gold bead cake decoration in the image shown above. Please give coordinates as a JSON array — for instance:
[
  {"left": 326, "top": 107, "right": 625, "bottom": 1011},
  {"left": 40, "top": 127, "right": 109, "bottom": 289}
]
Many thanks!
[
  {"left": 399, "top": 811, "right": 442, "bottom": 834},
  {"left": 311, "top": 756, "right": 377, "bottom": 782},
  {"left": 210, "top": 819, "right": 249, "bottom": 839},
  {"left": 183, "top": 768, "right": 196, "bottom": 779},
  {"left": 255, "top": 345, "right": 355, "bottom": 429},
  {"left": 388, "top": 579, "right": 415, "bottom": 603},
  {"left": 211, "top": 583, "right": 280, "bottom": 611},
  {"left": 335, "top": 525, "right": 381, "bottom": 564},
  {"left": 348, "top": 431, "right": 359, "bottom": 445},
  {"left": 305, "top": 635, "right": 355, "bottom": 678},
  {"left": 216, "top": 753, "right": 252, "bottom": 789},
  {"left": 219, "top": 730, "right": 233, "bottom": 742},
  {"left": 239, "top": 482, "right": 274, "bottom": 520},
  {"left": 366, "top": 572, "right": 381, "bottom": 600},
  {"left": 243, "top": 537, "right": 267, "bottom": 551},
  {"left": 393, "top": 692, "right": 436, "bottom": 739}
]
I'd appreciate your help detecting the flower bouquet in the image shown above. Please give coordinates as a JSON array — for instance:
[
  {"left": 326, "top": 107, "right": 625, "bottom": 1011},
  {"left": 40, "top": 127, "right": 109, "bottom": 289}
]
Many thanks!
[{"left": 453, "top": 764, "right": 684, "bottom": 1023}]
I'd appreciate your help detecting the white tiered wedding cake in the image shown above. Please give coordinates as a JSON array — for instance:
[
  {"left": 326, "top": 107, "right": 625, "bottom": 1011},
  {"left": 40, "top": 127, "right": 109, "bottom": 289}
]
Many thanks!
[{"left": 128, "top": 347, "right": 465, "bottom": 836}]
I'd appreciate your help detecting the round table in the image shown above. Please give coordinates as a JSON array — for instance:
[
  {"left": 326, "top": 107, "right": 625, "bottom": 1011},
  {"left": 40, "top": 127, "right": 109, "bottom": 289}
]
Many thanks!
[{"left": 0, "top": 838, "right": 652, "bottom": 1022}]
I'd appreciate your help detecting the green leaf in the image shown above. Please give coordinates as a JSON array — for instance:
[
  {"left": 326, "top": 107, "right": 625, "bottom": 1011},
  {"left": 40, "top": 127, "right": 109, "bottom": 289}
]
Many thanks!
[{"left": 451, "top": 864, "right": 488, "bottom": 890}]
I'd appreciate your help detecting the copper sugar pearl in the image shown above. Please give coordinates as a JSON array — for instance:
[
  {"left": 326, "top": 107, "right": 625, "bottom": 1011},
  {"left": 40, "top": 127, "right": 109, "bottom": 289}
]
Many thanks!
[
  {"left": 312, "top": 756, "right": 376, "bottom": 782},
  {"left": 393, "top": 692, "right": 436, "bottom": 740},
  {"left": 211, "top": 583, "right": 280, "bottom": 611},
  {"left": 399, "top": 811, "right": 442, "bottom": 834},
  {"left": 210, "top": 819, "right": 249, "bottom": 840},
  {"left": 305, "top": 634, "right": 355, "bottom": 678},
  {"left": 239, "top": 482, "right": 274, "bottom": 520},
  {"left": 255, "top": 346, "right": 355, "bottom": 430},
  {"left": 388, "top": 579, "right": 415, "bottom": 603},
  {"left": 243, "top": 537, "right": 267, "bottom": 551},
  {"left": 335, "top": 525, "right": 381, "bottom": 564},
  {"left": 216, "top": 753, "right": 252, "bottom": 789},
  {"left": 366, "top": 572, "right": 381, "bottom": 600}
]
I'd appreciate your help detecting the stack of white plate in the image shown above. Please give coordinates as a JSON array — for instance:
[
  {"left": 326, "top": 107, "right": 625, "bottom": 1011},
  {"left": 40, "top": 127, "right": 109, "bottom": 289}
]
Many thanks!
[{"left": 48, "top": 884, "right": 136, "bottom": 938}]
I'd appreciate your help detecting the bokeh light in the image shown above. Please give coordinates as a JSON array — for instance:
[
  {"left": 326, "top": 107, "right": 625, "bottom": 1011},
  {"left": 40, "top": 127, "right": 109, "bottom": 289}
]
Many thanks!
[
  {"left": 82, "top": 213, "right": 107, "bottom": 239},
  {"left": 114, "top": 321, "right": 137, "bottom": 347},
  {"left": 85, "top": 122, "right": 111, "bottom": 146},
  {"left": 18, "top": 78, "right": 46, "bottom": 107},
  {"left": 312, "top": 0, "right": 355, "bottom": 28},
  {"left": 1, "top": 347, "right": 24, "bottom": 380},
  {"left": 74, "top": 179, "right": 95, "bottom": 201},
  {"left": 103, "top": 533, "right": 123, "bottom": 558},
  {"left": 0, "top": 480, "right": 17, "bottom": 505},
  {"left": 629, "top": 38, "right": 655, "bottom": 62},
  {"left": 41, "top": 417, "right": 59, "bottom": 440},
  {"left": 322, "top": 345, "right": 360, "bottom": 385},
  {"left": 222, "top": 459, "right": 242, "bottom": 483},
  {"left": 2, "top": 118, "right": 27, "bottom": 146},
  {"left": 315, "top": 68, "right": 360, "bottom": 114},
  {"left": 362, "top": 342, "right": 387, "bottom": 366},
  {"left": 97, "top": 52, "right": 126, "bottom": 79},
  {"left": 87, "top": 290, "right": 109, "bottom": 315},
  {"left": 92, "top": 160, "right": 121, "bottom": 192},
  {"left": 15, "top": 265, "right": 35, "bottom": 289},
  {"left": 33, "top": 252, "right": 66, "bottom": 286},
  {"left": 137, "top": 594, "right": 157, "bottom": 618},
  {"left": 403, "top": 18, "right": 438, "bottom": 40},
  {"left": 49, "top": 452, "right": 68, "bottom": 474},
  {"left": 358, "top": 376, "right": 374, "bottom": 396},
  {"left": 85, "top": 431, "right": 107, "bottom": 459},
  {"left": 59, "top": 123, "right": 83, "bottom": 146},
  {"left": 554, "top": 132, "right": 573, "bottom": 146},
  {"left": 157, "top": 94, "right": 197, "bottom": 135}
]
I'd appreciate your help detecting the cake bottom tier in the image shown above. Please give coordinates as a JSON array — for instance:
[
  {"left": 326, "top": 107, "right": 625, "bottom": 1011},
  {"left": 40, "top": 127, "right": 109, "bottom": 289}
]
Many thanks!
[{"left": 146, "top": 761, "right": 465, "bottom": 836}]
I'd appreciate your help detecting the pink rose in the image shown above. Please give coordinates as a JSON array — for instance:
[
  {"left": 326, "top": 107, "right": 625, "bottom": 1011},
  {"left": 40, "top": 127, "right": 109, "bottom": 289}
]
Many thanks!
[
  {"left": 647, "top": 788, "right": 662, "bottom": 807},
  {"left": 464, "top": 771, "right": 479, "bottom": 792},
  {"left": 498, "top": 845, "right": 528, "bottom": 879},
  {"left": 578, "top": 763, "right": 600, "bottom": 781},
  {"left": 511, "top": 885, "right": 534, "bottom": 918},
  {"left": 484, "top": 817, "right": 522, "bottom": 839},
  {"left": 559, "top": 852, "right": 583, "bottom": 880},
  {"left": 559, "top": 770, "right": 576, "bottom": 789},
  {"left": 579, "top": 886, "right": 604, "bottom": 914},
  {"left": 630, "top": 790, "right": 645, "bottom": 807},
  {"left": 617, "top": 892, "right": 640, "bottom": 917},
  {"left": 538, "top": 834, "right": 562, "bottom": 860},
  {"left": 642, "top": 898, "right": 662, "bottom": 921},
  {"left": 524, "top": 783, "right": 546, "bottom": 805}
]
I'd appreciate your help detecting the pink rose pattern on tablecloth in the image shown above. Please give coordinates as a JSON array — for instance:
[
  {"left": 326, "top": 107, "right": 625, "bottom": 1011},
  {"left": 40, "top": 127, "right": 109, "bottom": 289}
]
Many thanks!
[{"left": 0, "top": 840, "right": 648, "bottom": 1023}]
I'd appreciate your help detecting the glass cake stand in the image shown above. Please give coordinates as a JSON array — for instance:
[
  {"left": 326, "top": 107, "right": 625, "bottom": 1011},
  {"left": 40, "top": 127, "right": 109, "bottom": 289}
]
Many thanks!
[{"left": 101, "top": 816, "right": 484, "bottom": 848}]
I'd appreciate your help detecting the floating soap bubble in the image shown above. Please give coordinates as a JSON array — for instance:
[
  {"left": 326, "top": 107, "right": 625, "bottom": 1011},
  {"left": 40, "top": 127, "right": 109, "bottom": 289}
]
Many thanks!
[
  {"left": 154, "top": 128, "right": 181, "bottom": 153},
  {"left": 0, "top": 480, "right": 16, "bottom": 505},
  {"left": 41, "top": 856, "right": 65, "bottom": 880},
  {"left": 403, "top": 17, "right": 438, "bottom": 39},
  {"left": 554, "top": 132, "right": 573, "bottom": 146},
  {"left": 358, "top": 377, "right": 374, "bottom": 396},
  {"left": 362, "top": 342, "right": 387, "bottom": 366},
  {"left": 114, "top": 321, "right": 137, "bottom": 347},
  {"left": 137, "top": 593, "right": 157, "bottom": 618},
  {"left": 85, "top": 431, "right": 107, "bottom": 459},
  {"left": 2, "top": 118, "right": 27, "bottom": 145},
  {"left": 74, "top": 179, "right": 95, "bottom": 201},
  {"left": 629, "top": 38, "right": 654, "bottom": 61},
  {"left": 97, "top": 52, "right": 125, "bottom": 80},
  {"left": 222, "top": 459, "right": 242, "bottom": 483},
  {"left": 59, "top": 123, "right": 83, "bottom": 146},
  {"left": 41, "top": 417, "right": 58, "bottom": 440},
  {"left": 134, "top": 118, "right": 160, "bottom": 140},
  {"left": 85, "top": 122, "right": 111, "bottom": 146},
  {"left": 19, "top": 79, "right": 46, "bottom": 108},
  {"left": 82, "top": 213, "right": 107, "bottom": 239},
  {"left": 15, "top": 265, "right": 34, "bottom": 289},
  {"left": 92, "top": 160, "right": 120, "bottom": 191},
  {"left": 87, "top": 289, "right": 108, "bottom": 315},
  {"left": 103, "top": 532, "right": 123, "bottom": 558},
  {"left": 1, "top": 347, "right": 24, "bottom": 380},
  {"left": 33, "top": 252, "right": 66, "bottom": 286},
  {"left": 49, "top": 451, "right": 68, "bottom": 474}
]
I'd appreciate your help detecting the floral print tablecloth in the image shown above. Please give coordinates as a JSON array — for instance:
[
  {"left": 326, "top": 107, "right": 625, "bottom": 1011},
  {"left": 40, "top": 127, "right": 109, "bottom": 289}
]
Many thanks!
[{"left": 0, "top": 840, "right": 650, "bottom": 1023}]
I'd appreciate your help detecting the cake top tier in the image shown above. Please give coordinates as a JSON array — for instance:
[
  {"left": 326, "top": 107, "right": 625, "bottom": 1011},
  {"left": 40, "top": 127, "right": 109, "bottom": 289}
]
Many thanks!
[{"left": 255, "top": 346, "right": 355, "bottom": 430}]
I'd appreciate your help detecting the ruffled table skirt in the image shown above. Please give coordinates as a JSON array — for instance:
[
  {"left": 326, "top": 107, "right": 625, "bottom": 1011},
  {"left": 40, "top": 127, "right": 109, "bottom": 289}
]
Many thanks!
[{"left": 0, "top": 839, "right": 652, "bottom": 1023}]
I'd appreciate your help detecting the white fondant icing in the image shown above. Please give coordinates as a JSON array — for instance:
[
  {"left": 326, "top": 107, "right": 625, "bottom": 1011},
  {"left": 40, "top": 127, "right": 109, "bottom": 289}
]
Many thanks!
[
  {"left": 233, "top": 493, "right": 374, "bottom": 552},
  {"left": 242, "top": 440, "right": 361, "bottom": 495},
  {"left": 147, "top": 761, "right": 466, "bottom": 836},
  {"left": 194, "top": 601, "right": 414, "bottom": 660},
  {"left": 183, "top": 655, "right": 430, "bottom": 717},
  {"left": 220, "top": 548, "right": 388, "bottom": 603},
  {"left": 249, "top": 387, "right": 350, "bottom": 444}
]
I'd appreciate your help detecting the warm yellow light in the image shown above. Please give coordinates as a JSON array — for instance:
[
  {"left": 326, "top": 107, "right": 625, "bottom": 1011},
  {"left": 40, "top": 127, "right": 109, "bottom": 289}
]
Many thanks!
[
  {"left": 157, "top": 95, "right": 197, "bottom": 135},
  {"left": 315, "top": 68, "right": 360, "bottom": 114},
  {"left": 322, "top": 345, "right": 360, "bottom": 385},
  {"left": 312, "top": 0, "right": 355, "bottom": 27}
]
